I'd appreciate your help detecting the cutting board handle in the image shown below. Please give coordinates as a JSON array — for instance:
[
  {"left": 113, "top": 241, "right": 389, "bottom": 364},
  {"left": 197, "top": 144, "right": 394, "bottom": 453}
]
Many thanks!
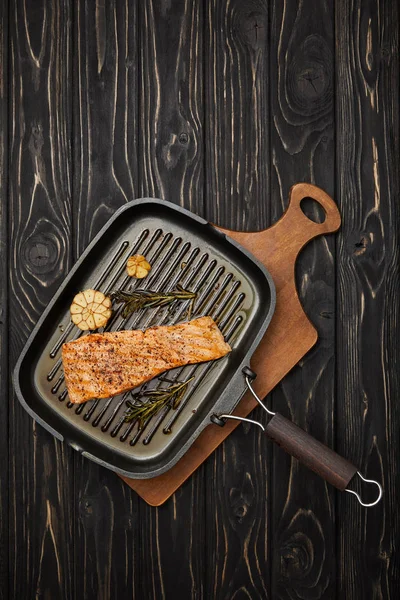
[
  {"left": 287, "top": 182, "right": 340, "bottom": 231},
  {"left": 217, "top": 183, "right": 340, "bottom": 287},
  {"left": 279, "top": 182, "right": 341, "bottom": 239},
  {"left": 261, "top": 182, "right": 341, "bottom": 264}
]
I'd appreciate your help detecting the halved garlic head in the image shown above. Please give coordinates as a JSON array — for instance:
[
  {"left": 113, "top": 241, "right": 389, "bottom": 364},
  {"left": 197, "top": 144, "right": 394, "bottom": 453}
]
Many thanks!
[
  {"left": 126, "top": 254, "right": 151, "bottom": 278},
  {"left": 70, "top": 289, "right": 112, "bottom": 331}
]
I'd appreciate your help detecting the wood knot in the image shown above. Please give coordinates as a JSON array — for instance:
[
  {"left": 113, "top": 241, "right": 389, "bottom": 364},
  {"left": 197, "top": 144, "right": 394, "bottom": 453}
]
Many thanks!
[
  {"left": 29, "top": 241, "right": 50, "bottom": 267},
  {"left": 79, "top": 497, "right": 93, "bottom": 517},
  {"left": 161, "top": 126, "right": 193, "bottom": 169},
  {"left": 296, "top": 65, "right": 325, "bottom": 98},
  {"left": 299, "top": 279, "right": 334, "bottom": 346},
  {"left": 347, "top": 226, "right": 378, "bottom": 260},
  {"left": 280, "top": 533, "right": 312, "bottom": 577},
  {"left": 277, "top": 509, "right": 327, "bottom": 594},
  {"left": 229, "top": 472, "right": 254, "bottom": 525},
  {"left": 23, "top": 233, "right": 58, "bottom": 275},
  {"left": 320, "top": 310, "right": 332, "bottom": 319},
  {"left": 29, "top": 122, "right": 44, "bottom": 155},
  {"left": 287, "top": 35, "right": 332, "bottom": 115},
  {"left": 237, "top": 10, "right": 267, "bottom": 49},
  {"left": 234, "top": 504, "right": 248, "bottom": 523},
  {"left": 354, "top": 235, "right": 369, "bottom": 256}
]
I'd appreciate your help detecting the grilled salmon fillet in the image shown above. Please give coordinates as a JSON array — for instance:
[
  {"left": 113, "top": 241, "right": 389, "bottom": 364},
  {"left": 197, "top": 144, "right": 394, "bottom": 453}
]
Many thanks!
[{"left": 62, "top": 316, "right": 231, "bottom": 404}]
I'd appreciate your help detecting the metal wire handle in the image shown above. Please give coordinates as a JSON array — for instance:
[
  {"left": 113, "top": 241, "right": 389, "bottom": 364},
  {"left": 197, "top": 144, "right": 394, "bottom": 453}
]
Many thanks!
[
  {"left": 212, "top": 371, "right": 383, "bottom": 508},
  {"left": 344, "top": 472, "right": 383, "bottom": 507},
  {"left": 244, "top": 376, "right": 275, "bottom": 416},
  {"left": 217, "top": 414, "right": 265, "bottom": 431}
]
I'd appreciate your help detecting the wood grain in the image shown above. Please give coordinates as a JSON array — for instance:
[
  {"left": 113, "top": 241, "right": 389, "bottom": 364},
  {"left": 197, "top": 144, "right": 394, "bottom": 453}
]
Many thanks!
[
  {"left": 4, "top": 1, "right": 400, "bottom": 598},
  {"left": 8, "top": 1, "right": 74, "bottom": 598},
  {"left": 0, "top": 1, "right": 8, "bottom": 597},
  {"left": 73, "top": 0, "right": 138, "bottom": 256},
  {"left": 72, "top": 2, "right": 140, "bottom": 599},
  {"left": 137, "top": 2, "right": 206, "bottom": 598},
  {"left": 205, "top": 0, "right": 269, "bottom": 231},
  {"left": 139, "top": 0, "right": 204, "bottom": 211},
  {"left": 336, "top": 0, "right": 400, "bottom": 597},
  {"left": 204, "top": 1, "right": 270, "bottom": 597},
  {"left": 269, "top": 1, "right": 337, "bottom": 598}
]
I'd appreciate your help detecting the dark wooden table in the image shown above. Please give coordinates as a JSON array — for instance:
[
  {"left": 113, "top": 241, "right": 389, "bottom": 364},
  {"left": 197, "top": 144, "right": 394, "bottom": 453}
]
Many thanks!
[{"left": 1, "top": 1, "right": 399, "bottom": 599}]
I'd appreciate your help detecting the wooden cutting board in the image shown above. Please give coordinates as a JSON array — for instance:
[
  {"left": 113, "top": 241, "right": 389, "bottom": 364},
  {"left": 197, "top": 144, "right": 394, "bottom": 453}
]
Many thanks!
[{"left": 119, "top": 183, "right": 341, "bottom": 505}]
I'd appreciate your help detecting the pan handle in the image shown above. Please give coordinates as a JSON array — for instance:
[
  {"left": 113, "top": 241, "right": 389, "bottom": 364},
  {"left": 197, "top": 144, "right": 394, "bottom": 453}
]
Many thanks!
[
  {"left": 214, "top": 412, "right": 382, "bottom": 507},
  {"left": 264, "top": 412, "right": 357, "bottom": 491},
  {"left": 211, "top": 369, "right": 383, "bottom": 507},
  {"left": 267, "top": 414, "right": 383, "bottom": 506}
]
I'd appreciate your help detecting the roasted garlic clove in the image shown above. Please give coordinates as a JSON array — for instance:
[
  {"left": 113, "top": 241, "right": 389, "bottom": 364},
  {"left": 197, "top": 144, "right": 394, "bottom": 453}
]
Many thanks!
[
  {"left": 126, "top": 254, "right": 152, "bottom": 278},
  {"left": 70, "top": 289, "right": 112, "bottom": 331}
]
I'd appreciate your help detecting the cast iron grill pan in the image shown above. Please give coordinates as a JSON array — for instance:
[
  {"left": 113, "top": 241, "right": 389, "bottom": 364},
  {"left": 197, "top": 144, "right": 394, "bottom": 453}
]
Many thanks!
[{"left": 14, "top": 199, "right": 276, "bottom": 478}]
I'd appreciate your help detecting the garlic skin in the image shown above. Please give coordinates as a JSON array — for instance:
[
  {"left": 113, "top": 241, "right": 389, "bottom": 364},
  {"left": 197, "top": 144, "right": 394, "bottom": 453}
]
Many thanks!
[
  {"left": 70, "top": 289, "right": 112, "bottom": 330},
  {"left": 126, "top": 255, "right": 152, "bottom": 278}
]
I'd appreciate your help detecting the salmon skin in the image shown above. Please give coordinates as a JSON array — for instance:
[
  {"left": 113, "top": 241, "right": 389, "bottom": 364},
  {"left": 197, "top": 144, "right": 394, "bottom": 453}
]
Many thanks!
[{"left": 62, "top": 316, "right": 231, "bottom": 404}]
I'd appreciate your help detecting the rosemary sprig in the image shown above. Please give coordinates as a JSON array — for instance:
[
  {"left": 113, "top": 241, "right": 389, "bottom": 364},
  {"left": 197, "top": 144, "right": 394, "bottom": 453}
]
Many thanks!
[
  {"left": 111, "top": 285, "right": 197, "bottom": 319},
  {"left": 124, "top": 377, "right": 195, "bottom": 428}
]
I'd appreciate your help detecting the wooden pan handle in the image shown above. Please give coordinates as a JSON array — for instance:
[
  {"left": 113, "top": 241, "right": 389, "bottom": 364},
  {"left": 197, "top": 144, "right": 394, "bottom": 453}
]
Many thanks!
[{"left": 265, "top": 413, "right": 357, "bottom": 491}]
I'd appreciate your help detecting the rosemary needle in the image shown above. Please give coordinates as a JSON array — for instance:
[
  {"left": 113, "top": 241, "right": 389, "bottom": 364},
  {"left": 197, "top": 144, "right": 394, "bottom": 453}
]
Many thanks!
[
  {"left": 124, "top": 377, "right": 195, "bottom": 428},
  {"left": 111, "top": 285, "right": 197, "bottom": 319}
]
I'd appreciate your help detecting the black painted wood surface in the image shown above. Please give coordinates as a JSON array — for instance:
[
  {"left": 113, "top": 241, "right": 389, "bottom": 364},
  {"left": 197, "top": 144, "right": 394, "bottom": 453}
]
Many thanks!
[{"left": 2, "top": 1, "right": 399, "bottom": 598}]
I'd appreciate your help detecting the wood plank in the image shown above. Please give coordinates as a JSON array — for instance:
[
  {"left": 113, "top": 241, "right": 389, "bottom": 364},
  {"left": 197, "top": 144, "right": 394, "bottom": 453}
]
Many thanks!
[
  {"left": 136, "top": 1, "right": 206, "bottom": 598},
  {"left": 8, "top": 1, "right": 74, "bottom": 598},
  {"left": 73, "top": 0, "right": 138, "bottom": 255},
  {"left": 269, "top": 1, "right": 337, "bottom": 598},
  {"left": 0, "top": 1, "right": 8, "bottom": 597},
  {"left": 204, "top": 1, "right": 271, "bottom": 597},
  {"left": 336, "top": 0, "right": 400, "bottom": 596},
  {"left": 72, "top": 1, "right": 140, "bottom": 598},
  {"left": 205, "top": 0, "right": 269, "bottom": 232},
  {"left": 5, "top": 4, "right": 398, "bottom": 598},
  {"left": 138, "top": 0, "right": 204, "bottom": 209}
]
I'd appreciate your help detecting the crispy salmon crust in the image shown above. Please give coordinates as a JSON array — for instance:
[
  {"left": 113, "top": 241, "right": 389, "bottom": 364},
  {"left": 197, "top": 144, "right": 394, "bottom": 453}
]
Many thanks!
[{"left": 62, "top": 316, "right": 231, "bottom": 404}]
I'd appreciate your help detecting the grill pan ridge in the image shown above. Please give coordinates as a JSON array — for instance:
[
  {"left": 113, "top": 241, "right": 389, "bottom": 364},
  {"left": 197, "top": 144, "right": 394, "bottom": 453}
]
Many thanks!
[{"left": 13, "top": 199, "right": 276, "bottom": 478}]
